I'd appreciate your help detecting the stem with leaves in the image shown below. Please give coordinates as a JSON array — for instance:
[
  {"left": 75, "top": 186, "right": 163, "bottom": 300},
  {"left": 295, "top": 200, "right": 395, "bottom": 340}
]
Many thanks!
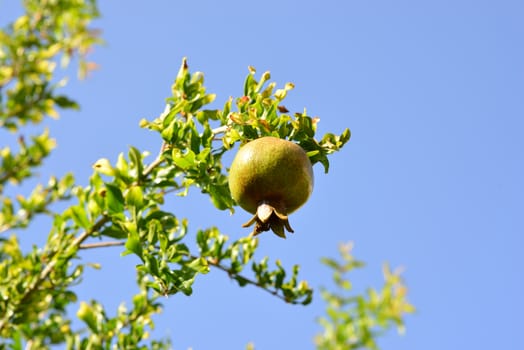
[{"left": 79, "top": 239, "right": 307, "bottom": 305}]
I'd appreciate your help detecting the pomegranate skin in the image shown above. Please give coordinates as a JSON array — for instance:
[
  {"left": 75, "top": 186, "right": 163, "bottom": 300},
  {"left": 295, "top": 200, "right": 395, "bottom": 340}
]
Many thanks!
[{"left": 229, "top": 137, "right": 314, "bottom": 217}]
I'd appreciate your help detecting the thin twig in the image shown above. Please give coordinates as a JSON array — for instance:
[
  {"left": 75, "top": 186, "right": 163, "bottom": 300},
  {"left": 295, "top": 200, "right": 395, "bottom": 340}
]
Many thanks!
[
  {"left": 79, "top": 240, "right": 125, "bottom": 249},
  {"left": 0, "top": 215, "right": 111, "bottom": 333},
  {"left": 211, "top": 125, "right": 228, "bottom": 135},
  {"left": 203, "top": 257, "right": 288, "bottom": 302},
  {"left": 142, "top": 141, "right": 168, "bottom": 177},
  {"left": 142, "top": 123, "right": 227, "bottom": 178},
  {"left": 0, "top": 118, "right": 238, "bottom": 331},
  {"left": 11, "top": 135, "right": 169, "bottom": 309},
  {"left": 76, "top": 239, "right": 294, "bottom": 304},
  {"left": 36, "top": 216, "right": 110, "bottom": 284}
]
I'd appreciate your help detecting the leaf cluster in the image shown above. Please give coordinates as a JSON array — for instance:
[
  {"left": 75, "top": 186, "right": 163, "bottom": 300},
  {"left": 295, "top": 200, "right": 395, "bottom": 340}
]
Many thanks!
[
  {"left": 85, "top": 57, "right": 336, "bottom": 305},
  {"left": 0, "top": 0, "right": 100, "bottom": 131},
  {"left": 0, "top": 1, "right": 414, "bottom": 349},
  {"left": 1, "top": 49, "right": 348, "bottom": 347},
  {"left": 315, "top": 243, "right": 415, "bottom": 350}
]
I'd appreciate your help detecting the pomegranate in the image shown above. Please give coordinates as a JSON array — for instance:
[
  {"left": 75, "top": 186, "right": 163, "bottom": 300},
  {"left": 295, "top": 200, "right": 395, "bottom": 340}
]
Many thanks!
[{"left": 228, "top": 136, "right": 314, "bottom": 238}]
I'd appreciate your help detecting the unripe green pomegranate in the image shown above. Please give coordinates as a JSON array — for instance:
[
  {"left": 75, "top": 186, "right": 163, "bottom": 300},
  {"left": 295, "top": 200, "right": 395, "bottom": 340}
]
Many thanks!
[{"left": 228, "top": 136, "right": 314, "bottom": 238}]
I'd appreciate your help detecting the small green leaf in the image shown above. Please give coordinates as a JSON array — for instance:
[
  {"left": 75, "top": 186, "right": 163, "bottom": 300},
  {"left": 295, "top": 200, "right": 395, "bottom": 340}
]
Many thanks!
[
  {"left": 171, "top": 149, "right": 196, "bottom": 170},
  {"left": 197, "top": 147, "right": 211, "bottom": 162},
  {"left": 235, "top": 275, "right": 249, "bottom": 287},
  {"left": 54, "top": 95, "right": 79, "bottom": 110},
  {"left": 244, "top": 69, "right": 256, "bottom": 96},
  {"left": 128, "top": 146, "right": 144, "bottom": 178},
  {"left": 68, "top": 205, "right": 91, "bottom": 229},
  {"left": 99, "top": 224, "right": 127, "bottom": 239},
  {"left": 208, "top": 183, "right": 234, "bottom": 211},
  {"left": 196, "top": 109, "right": 219, "bottom": 123},
  {"left": 187, "top": 257, "right": 210, "bottom": 274},
  {"left": 77, "top": 302, "right": 98, "bottom": 332},
  {"left": 145, "top": 255, "right": 160, "bottom": 276},
  {"left": 93, "top": 158, "right": 115, "bottom": 176},
  {"left": 125, "top": 185, "right": 144, "bottom": 210},
  {"left": 115, "top": 153, "right": 129, "bottom": 178},
  {"left": 190, "top": 94, "right": 216, "bottom": 112},
  {"left": 222, "top": 97, "right": 232, "bottom": 122},
  {"left": 124, "top": 231, "right": 143, "bottom": 259},
  {"left": 105, "top": 183, "right": 125, "bottom": 215},
  {"left": 341, "top": 127, "right": 351, "bottom": 144}
]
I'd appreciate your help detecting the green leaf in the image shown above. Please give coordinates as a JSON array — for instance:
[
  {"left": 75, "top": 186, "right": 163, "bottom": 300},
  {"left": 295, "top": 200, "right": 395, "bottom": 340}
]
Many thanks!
[
  {"left": 115, "top": 153, "right": 129, "bottom": 180},
  {"left": 124, "top": 230, "right": 143, "bottom": 259},
  {"left": 234, "top": 275, "right": 249, "bottom": 287},
  {"left": 125, "top": 185, "right": 144, "bottom": 210},
  {"left": 77, "top": 302, "right": 98, "bottom": 332},
  {"left": 187, "top": 257, "right": 210, "bottom": 274},
  {"left": 128, "top": 146, "right": 144, "bottom": 178},
  {"left": 222, "top": 97, "right": 232, "bottom": 123},
  {"left": 68, "top": 205, "right": 91, "bottom": 229},
  {"left": 190, "top": 94, "right": 216, "bottom": 113},
  {"left": 197, "top": 147, "right": 211, "bottom": 162},
  {"left": 105, "top": 183, "right": 125, "bottom": 215},
  {"left": 208, "top": 183, "right": 234, "bottom": 211},
  {"left": 243, "top": 68, "right": 256, "bottom": 96},
  {"left": 10, "top": 329, "right": 23, "bottom": 350},
  {"left": 99, "top": 224, "right": 127, "bottom": 239},
  {"left": 54, "top": 95, "right": 79, "bottom": 110},
  {"left": 93, "top": 158, "right": 116, "bottom": 177},
  {"left": 306, "top": 150, "right": 320, "bottom": 157},
  {"left": 196, "top": 109, "right": 220, "bottom": 124},
  {"left": 320, "top": 257, "right": 340, "bottom": 270},
  {"left": 341, "top": 127, "right": 351, "bottom": 144},
  {"left": 171, "top": 149, "right": 196, "bottom": 170},
  {"left": 145, "top": 254, "right": 160, "bottom": 276}
]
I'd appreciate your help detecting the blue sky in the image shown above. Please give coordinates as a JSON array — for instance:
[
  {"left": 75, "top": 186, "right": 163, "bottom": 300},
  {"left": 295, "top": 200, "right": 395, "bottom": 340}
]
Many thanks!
[{"left": 2, "top": 1, "right": 524, "bottom": 349}]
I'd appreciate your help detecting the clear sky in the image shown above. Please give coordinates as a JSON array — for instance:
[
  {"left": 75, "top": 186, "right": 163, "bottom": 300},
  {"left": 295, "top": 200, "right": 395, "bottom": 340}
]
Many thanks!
[{"left": 2, "top": 1, "right": 524, "bottom": 349}]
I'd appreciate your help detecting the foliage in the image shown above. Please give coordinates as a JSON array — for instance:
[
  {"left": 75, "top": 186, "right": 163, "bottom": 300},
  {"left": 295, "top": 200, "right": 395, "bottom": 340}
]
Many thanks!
[
  {"left": 316, "top": 243, "right": 415, "bottom": 350},
  {"left": 0, "top": 1, "right": 412, "bottom": 349}
]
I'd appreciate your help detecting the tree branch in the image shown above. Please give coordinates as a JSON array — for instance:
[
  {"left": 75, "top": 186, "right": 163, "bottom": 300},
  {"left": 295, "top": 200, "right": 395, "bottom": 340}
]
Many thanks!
[
  {"left": 211, "top": 125, "right": 228, "bottom": 135},
  {"left": 203, "top": 257, "right": 293, "bottom": 303},
  {"left": 0, "top": 135, "right": 174, "bottom": 331},
  {"left": 0, "top": 190, "right": 73, "bottom": 235},
  {"left": 142, "top": 141, "right": 168, "bottom": 177},
  {"left": 76, "top": 238, "right": 297, "bottom": 304},
  {"left": 79, "top": 240, "right": 125, "bottom": 249},
  {"left": 142, "top": 124, "right": 228, "bottom": 177},
  {"left": 0, "top": 215, "right": 111, "bottom": 333},
  {"left": 35, "top": 215, "right": 111, "bottom": 287}
]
